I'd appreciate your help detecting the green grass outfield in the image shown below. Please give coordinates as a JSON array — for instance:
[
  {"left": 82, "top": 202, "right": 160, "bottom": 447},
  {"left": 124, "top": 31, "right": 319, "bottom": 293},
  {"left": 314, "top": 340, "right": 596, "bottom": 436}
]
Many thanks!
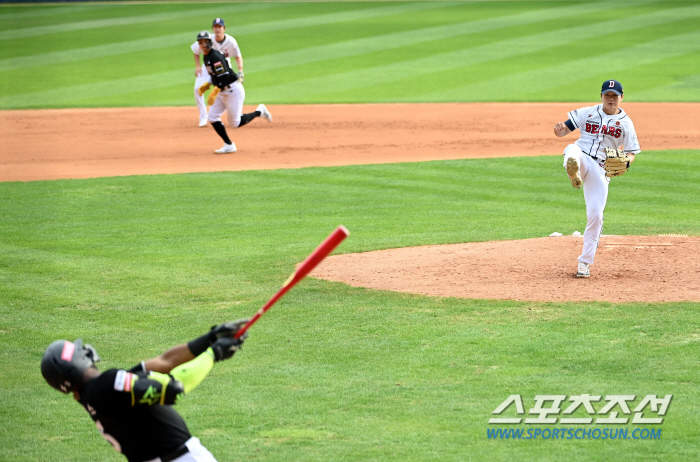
[
  {"left": 2, "top": 1, "right": 700, "bottom": 461},
  {"left": 2, "top": 154, "right": 700, "bottom": 461},
  {"left": 1, "top": 1, "right": 700, "bottom": 108}
]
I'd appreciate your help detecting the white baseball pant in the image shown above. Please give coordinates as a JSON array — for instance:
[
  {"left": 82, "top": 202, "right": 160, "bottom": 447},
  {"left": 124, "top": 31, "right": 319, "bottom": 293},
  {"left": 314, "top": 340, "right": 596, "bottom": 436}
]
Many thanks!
[
  {"left": 207, "top": 81, "right": 245, "bottom": 128},
  {"left": 563, "top": 144, "right": 610, "bottom": 265},
  {"left": 145, "top": 437, "right": 218, "bottom": 462},
  {"left": 194, "top": 65, "right": 212, "bottom": 121}
]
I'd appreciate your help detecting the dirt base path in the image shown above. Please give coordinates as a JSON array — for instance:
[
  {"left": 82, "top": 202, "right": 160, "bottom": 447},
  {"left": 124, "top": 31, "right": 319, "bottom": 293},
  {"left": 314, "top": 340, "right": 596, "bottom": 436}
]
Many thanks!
[
  {"left": 2, "top": 103, "right": 699, "bottom": 182},
  {"left": 312, "top": 235, "right": 700, "bottom": 302}
]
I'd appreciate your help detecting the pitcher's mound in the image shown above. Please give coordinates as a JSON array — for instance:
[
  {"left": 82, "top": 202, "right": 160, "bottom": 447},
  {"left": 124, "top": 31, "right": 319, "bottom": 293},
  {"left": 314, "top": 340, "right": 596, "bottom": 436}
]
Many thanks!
[{"left": 312, "top": 235, "right": 700, "bottom": 302}]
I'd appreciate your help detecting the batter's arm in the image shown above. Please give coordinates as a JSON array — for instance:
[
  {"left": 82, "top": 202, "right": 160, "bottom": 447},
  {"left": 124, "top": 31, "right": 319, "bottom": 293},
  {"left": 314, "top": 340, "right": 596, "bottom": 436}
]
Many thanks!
[
  {"left": 553, "top": 121, "right": 572, "bottom": 137},
  {"left": 142, "top": 320, "right": 249, "bottom": 373},
  {"left": 130, "top": 347, "right": 220, "bottom": 405},
  {"left": 143, "top": 344, "right": 195, "bottom": 374}
]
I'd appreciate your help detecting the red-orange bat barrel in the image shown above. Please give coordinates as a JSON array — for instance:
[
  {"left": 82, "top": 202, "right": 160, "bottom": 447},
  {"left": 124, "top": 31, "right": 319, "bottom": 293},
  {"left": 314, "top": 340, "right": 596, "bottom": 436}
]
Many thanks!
[{"left": 234, "top": 226, "right": 349, "bottom": 338}]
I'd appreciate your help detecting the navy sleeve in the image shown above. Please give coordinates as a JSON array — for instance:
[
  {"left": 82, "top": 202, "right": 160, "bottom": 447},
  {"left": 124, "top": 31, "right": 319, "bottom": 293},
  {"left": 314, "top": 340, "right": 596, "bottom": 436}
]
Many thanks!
[{"left": 564, "top": 119, "right": 576, "bottom": 131}]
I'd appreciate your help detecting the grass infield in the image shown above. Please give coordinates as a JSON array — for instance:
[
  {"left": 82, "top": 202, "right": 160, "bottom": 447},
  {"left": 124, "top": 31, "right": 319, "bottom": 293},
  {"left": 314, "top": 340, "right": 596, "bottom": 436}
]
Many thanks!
[{"left": 1, "top": 152, "right": 699, "bottom": 461}]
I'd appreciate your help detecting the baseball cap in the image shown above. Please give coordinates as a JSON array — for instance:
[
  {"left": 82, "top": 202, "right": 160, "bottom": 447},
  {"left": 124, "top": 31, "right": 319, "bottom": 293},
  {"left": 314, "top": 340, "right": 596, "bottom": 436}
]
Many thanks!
[
  {"left": 213, "top": 18, "right": 225, "bottom": 27},
  {"left": 601, "top": 79, "right": 623, "bottom": 96}
]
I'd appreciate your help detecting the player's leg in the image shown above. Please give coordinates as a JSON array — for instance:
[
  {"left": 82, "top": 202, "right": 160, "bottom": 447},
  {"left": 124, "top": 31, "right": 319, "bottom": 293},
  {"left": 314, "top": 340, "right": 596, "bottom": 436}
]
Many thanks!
[
  {"left": 194, "top": 69, "right": 211, "bottom": 127},
  {"left": 578, "top": 155, "right": 609, "bottom": 271},
  {"left": 563, "top": 144, "right": 583, "bottom": 188},
  {"left": 563, "top": 145, "right": 589, "bottom": 277},
  {"left": 225, "top": 82, "right": 273, "bottom": 128},
  {"left": 208, "top": 93, "right": 236, "bottom": 154},
  {"left": 226, "top": 82, "right": 245, "bottom": 128}
]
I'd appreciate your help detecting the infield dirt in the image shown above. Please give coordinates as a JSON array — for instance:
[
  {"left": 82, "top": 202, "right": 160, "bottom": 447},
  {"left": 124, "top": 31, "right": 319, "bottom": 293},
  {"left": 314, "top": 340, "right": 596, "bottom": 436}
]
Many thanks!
[
  {"left": 3, "top": 103, "right": 698, "bottom": 302},
  {"left": 312, "top": 235, "right": 700, "bottom": 303},
  {"left": 2, "top": 103, "right": 699, "bottom": 182}
]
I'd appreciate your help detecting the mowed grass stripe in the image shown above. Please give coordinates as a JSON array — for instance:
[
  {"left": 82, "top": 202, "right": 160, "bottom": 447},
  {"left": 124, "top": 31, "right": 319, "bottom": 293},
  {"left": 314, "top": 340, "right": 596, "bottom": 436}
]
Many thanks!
[
  {"left": 0, "top": 3, "right": 277, "bottom": 41},
  {"left": 418, "top": 28, "right": 700, "bottom": 102},
  {"left": 2, "top": 2, "right": 698, "bottom": 107},
  {"left": 0, "top": 70, "right": 187, "bottom": 108},
  {"left": 0, "top": 2, "right": 440, "bottom": 74},
  {"left": 246, "top": 1, "right": 633, "bottom": 73},
  {"left": 0, "top": 1, "right": 619, "bottom": 73},
  {"left": 0, "top": 4, "right": 120, "bottom": 21},
  {"left": 0, "top": 33, "right": 197, "bottom": 73},
  {"left": 632, "top": 67, "right": 700, "bottom": 101},
  {"left": 0, "top": 2, "right": 667, "bottom": 108},
  {"left": 249, "top": 5, "right": 699, "bottom": 103},
  {"left": 0, "top": 1, "right": 446, "bottom": 42}
]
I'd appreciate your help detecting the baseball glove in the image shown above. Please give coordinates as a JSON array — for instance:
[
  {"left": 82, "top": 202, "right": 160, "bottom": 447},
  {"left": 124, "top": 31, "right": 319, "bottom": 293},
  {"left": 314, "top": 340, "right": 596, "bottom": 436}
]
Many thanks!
[
  {"left": 197, "top": 82, "right": 212, "bottom": 97},
  {"left": 207, "top": 86, "right": 220, "bottom": 106},
  {"left": 604, "top": 148, "right": 630, "bottom": 177}
]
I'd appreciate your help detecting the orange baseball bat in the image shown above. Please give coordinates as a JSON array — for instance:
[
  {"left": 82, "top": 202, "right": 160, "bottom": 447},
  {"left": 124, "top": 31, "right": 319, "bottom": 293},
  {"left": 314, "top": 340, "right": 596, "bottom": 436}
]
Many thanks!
[{"left": 234, "top": 225, "right": 349, "bottom": 338}]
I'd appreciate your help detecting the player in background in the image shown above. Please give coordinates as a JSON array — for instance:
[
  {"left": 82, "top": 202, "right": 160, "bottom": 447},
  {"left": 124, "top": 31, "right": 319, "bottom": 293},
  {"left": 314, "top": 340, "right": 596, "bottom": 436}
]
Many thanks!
[
  {"left": 41, "top": 320, "right": 249, "bottom": 462},
  {"left": 192, "top": 38, "right": 212, "bottom": 127},
  {"left": 197, "top": 31, "right": 272, "bottom": 154},
  {"left": 211, "top": 18, "right": 244, "bottom": 85},
  {"left": 553, "top": 80, "right": 641, "bottom": 278}
]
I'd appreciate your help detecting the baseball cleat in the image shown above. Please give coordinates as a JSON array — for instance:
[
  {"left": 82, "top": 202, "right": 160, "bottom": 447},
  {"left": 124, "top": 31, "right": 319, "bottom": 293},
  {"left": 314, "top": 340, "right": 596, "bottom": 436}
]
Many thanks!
[
  {"left": 576, "top": 261, "right": 590, "bottom": 278},
  {"left": 566, "top": 157, "right": 582, "bottom": 189},
  {"left": 257, "top": 104, "right": 272, "bottom": 122},
  {"left": 214, "top": 142, "right": 237, "bottom": 154},
  {"left": 199, "top": 117, "right": 208, "bottom": 127}
]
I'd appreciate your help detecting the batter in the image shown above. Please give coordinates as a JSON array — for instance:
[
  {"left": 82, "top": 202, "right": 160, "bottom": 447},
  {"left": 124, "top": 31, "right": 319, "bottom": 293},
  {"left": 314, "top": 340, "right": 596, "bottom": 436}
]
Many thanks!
[
  {"left": 41, "top": 320, "right": 249, "bottom": 462},
  {"left": 553, "top": 80, "right": 641, "bottom": 278}
]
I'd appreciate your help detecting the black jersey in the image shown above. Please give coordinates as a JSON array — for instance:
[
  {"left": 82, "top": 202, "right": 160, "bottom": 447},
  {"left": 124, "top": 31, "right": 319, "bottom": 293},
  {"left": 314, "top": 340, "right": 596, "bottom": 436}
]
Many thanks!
[
  {"left": 78, "top": 364, "right": 191, "bottom": 462},
  {"left": 203, "top": 48, "right": 238, "bottom": 89}
]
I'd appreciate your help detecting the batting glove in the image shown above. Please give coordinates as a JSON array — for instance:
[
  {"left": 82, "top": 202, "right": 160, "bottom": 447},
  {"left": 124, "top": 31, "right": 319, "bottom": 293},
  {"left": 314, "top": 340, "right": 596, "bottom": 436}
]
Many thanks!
[
  {"left": 211, "top": 333, "right": 247, "bottom": 362},
  {"left": 209, "top": 319, "right": 249, "bottom": 342}
]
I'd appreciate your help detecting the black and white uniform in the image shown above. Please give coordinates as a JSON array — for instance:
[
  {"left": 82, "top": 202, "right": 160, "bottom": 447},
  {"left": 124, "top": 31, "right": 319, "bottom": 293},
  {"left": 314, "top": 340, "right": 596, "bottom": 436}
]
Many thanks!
[
  {"left": 202, "top": 47, "right": 245, "bottom": 129},
  {"left": 562, "top": 104, "right": 641, "bottom": 264},
  {"left": 78, "top": 363, "right": 217, "bottom": 462},
  {"left": 191, "top": 34, "right": 242, "bottom": 125}
]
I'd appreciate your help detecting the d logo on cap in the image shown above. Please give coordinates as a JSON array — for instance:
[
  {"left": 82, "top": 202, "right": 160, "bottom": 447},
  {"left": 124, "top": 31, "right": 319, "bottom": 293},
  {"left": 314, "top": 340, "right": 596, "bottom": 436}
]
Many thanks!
[{"left": 602, "top": 79, "right": 623, "bottom": 96}]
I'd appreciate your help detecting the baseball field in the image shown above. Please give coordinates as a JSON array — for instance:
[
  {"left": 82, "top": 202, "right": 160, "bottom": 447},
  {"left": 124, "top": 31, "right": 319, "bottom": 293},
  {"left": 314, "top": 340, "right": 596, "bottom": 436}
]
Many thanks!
[{"left": 1, "top": 1, "right": 700, "bottom": 461}]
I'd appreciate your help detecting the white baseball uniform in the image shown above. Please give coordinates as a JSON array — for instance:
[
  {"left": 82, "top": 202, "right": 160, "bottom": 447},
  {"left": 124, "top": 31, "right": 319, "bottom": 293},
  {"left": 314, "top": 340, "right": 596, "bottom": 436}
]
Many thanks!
[
  {"left": 191, "top": 34, "right": 242, "bottom": 126},
  {"left": 191, "top": 41, "right": 212, "bottom": 123},
  {"left": 562, "top": 104, "right": 641, "bottom": 265},
  {"left": 144, "top": 437, "right": 217, "bottom": 462}
]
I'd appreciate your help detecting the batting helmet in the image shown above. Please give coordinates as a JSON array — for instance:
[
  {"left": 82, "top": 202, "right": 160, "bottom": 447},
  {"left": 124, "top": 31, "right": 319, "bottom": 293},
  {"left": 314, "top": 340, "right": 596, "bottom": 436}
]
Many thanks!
[
  {"left": 197, "top": 30, "right": 213, "bottom": 51},
  {"left": 41, "top": 339, "right": 101, "bottom": 393}
]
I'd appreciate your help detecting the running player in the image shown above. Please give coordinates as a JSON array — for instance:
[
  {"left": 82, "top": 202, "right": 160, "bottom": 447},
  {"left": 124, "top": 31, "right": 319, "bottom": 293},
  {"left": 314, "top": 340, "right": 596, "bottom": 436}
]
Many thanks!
[
  {"left": 553, "top": 80, "right": 641, "bottom": 278},
  {"left": 190, "top": 18, "right": 248, "bottom": 128},
  {"left": 197, "top": 30, "right": 272, "bottom": 154},
  {"left": 41, "top": 320, "right": 248, "bottom": 462}
]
